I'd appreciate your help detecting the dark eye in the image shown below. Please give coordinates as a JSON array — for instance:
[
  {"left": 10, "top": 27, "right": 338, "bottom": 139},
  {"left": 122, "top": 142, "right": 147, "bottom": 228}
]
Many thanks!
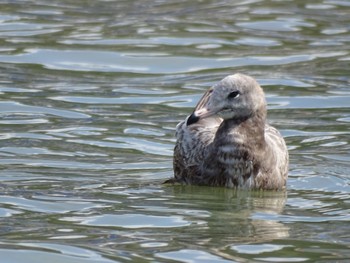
[{"left": 228, "top": 90, "right": 240, "bottom": 99}]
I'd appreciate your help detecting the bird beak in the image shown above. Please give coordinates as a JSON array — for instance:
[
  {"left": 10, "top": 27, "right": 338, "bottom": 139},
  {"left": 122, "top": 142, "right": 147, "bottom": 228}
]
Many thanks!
[{"left": 187, "top": 89, "right": 216, "bottom": 125}]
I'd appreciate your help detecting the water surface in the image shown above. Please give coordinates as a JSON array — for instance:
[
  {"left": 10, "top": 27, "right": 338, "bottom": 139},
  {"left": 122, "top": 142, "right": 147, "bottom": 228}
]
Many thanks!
[{"left": 0, "top": 0, "right": 350, "bottom": 262}]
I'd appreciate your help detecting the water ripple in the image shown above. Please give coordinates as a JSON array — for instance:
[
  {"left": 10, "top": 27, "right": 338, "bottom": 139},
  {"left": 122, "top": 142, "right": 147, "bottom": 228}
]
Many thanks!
[
  {"left": 0, "top": 49, "right": 346, "bottom": 74},
  {"left": 0, "top": 101, "right": 90, "bottom": 119},
  {"left": 0, "top": 0, "right": 350, "bottom": 262},
  {"left": 61, "top": 213, "right": 191, "bottom": 229}
]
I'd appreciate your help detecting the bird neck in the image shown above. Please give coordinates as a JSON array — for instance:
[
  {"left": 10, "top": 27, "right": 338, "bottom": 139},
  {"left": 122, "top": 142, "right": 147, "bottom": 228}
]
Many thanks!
[{"left": 215, "top": 109, "right": 266, "bottom": 148}]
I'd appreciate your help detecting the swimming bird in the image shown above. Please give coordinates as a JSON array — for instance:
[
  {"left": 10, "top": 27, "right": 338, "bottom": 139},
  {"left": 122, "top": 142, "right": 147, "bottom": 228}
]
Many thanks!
[{"left": 170, "top": 73, "right": 289, "bottom": 190}]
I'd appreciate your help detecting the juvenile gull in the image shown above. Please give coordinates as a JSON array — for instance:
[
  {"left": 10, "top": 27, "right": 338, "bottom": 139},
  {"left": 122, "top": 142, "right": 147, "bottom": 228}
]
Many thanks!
[{"left": 169, "top": 73, "right": 289, "bottom": 190}]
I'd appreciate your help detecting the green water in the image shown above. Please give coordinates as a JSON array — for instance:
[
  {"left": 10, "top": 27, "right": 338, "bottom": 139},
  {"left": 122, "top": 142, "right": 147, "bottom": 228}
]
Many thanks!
[{"left": 0, "top": 0, "right": 350, "bottom": 262}]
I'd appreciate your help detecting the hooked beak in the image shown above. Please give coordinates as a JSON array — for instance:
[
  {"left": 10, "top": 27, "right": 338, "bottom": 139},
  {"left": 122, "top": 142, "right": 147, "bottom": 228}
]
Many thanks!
[{"left": 186, "top": 89, "right": 217, "bottom": 126}]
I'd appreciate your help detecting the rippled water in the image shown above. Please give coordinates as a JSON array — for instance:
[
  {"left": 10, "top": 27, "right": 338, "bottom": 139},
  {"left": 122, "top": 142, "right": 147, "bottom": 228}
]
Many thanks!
[{"left": 0, "top": 0, "right": 350, "bottom": 262}]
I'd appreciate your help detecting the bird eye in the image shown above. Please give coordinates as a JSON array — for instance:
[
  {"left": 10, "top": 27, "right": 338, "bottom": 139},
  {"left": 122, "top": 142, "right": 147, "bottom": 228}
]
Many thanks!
[{"left": 228, "top": 90, "right": 240, "bottom": 99}]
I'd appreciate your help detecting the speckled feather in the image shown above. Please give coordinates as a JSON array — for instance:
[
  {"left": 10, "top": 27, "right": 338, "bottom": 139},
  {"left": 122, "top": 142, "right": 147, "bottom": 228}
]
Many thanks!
[{"left": 169, "top": 73, "right": 289, "bottom": 190}]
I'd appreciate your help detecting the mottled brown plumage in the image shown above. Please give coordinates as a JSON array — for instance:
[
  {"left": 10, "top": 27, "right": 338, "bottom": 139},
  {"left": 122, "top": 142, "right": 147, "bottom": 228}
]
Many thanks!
[{"left": 169, "top": 73, "right": 289, "bottom": 190}]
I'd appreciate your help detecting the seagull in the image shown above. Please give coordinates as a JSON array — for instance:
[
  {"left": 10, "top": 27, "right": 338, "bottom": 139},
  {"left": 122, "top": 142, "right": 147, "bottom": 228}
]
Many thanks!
[{"left": 168, "top": 73, "right": 289, "bottom": 190}]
